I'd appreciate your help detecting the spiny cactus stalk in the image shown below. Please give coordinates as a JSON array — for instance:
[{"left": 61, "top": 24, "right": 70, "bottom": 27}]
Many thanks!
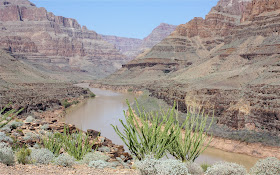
[
  {"left": 112, "top": 100, "right": 212, "bottom": 162},
  {"left": 112, "top": 100, "right": 180, "bottom": 160},
  {"left": 0, "top": 103, "right": 23, "bottom": 129},
  {"left": 168, "top": 106, "right": 213, "bottom": 162}
]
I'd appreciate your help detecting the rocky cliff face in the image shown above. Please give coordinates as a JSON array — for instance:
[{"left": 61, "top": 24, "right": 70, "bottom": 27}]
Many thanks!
[
  {"left": 0, "top": 0, "right": 127, "bottom": 80},
  {"left": 103, "top": 0, "right": 280, "bottom": 136},
  {"left": 102, "top": 23, "right": 177, "bottom": 59}
]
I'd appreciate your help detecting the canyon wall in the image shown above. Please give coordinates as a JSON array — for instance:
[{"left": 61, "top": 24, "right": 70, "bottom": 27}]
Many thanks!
[
  {"left": 103, "top": 0, "right": 280, "bottom": 135},
  {"left": 102, "top": 23, "right": 177, "bottom": 59},
  {"left": 0, "top": 0, "right": 127, "bottom": 81}
]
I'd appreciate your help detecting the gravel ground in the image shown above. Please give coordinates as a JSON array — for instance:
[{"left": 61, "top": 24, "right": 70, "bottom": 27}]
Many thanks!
[{"left": 0, "top": 164, "right": 139, "bottom": 175}]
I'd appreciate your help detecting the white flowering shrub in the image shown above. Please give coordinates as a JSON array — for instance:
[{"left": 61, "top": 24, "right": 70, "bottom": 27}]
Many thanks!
[
  {"left": 53, "top": 153, "right": 76, "bottom": 167},
  {"left": 205, "top": 162, "right": 247, "bottom": 175},
  {"left": 186, "top": 162, "right": 204, "bottom": 175},
  {"left": 250, "top": 157, "right": 280, "bottom": 175},
  {"left": 0, "top": 146, "right": 15, "bottom": 165},
  {"left": 88, "top": 160, "right": 109, "bottom": 169},
  {"left": 30, "top": 148, "right": 54, "bottom": 164},
  {"left": 81, "top": 151, "right": 110, "bottom": 164},
  {"left": 135, "top": 156, "right": 190, "bottom": 175},
  {"left": 0, "top": 132, "right": 13, "bottom": 143}
]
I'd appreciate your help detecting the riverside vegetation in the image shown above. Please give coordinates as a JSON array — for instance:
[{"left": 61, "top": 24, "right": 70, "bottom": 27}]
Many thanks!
[
  {"left": 0, "top": 102, "right": 280, "bottom": 175},
  {"left": 112, "top": 100, "right": 280, "bottom": 175}
]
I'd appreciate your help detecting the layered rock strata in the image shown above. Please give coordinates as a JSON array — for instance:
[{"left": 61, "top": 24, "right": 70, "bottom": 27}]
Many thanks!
[
  {"left": 0, "top": 0, "right": 126, "bottom": 80},
  {"left": 103, "top": 0, "right": 280, "bottom": 135},
  {"left": 102, "top": 23, "right": 177, "bottom": 59}
]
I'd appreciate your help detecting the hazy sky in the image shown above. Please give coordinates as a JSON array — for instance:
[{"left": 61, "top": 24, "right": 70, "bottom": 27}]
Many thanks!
[{"left": 30, "top": 0, "right": 219, "bottom": 39}]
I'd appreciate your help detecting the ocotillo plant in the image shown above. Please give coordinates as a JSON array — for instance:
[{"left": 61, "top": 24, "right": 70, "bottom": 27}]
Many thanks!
[
  {"left": 0, "top": 103, "right": 23, "bottom": 128},
  {"left": 112, "top": 100, "right": 180, "bottom": 160},
  {"left": 168, "top": 106, "right": 213, "bottom": 162},
  {"left": 112, "top": 100, "right": 213, "bottom": 162}
]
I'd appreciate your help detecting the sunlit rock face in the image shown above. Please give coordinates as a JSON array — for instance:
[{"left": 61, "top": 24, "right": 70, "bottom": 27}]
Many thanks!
[
  {"left": 105, "top": 0, "right": 280, "bottom": 133},
  {"left": 0, "top": 0, "right": 127, "bottom": 80}
]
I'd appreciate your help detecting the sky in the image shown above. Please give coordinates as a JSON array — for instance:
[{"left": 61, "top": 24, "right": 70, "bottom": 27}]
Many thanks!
[{"left": 30, "top": 0, "right": 219, "bottom": 39}]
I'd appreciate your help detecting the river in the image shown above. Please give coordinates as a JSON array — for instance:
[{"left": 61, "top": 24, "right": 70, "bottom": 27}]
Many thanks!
[{"left": 65, "top": 83, "right": 259, "bottom": 169}]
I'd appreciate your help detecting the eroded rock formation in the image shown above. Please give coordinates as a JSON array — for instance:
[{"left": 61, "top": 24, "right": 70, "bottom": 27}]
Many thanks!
[
  {"left": 103, "top": 0, "right": 280, "bottom": 135},
  {"left": 101, "top": 23, "right": 177, "bottom": 59},
  {"left": 0, "top": 0, "right": 127, "bottom": 80}
]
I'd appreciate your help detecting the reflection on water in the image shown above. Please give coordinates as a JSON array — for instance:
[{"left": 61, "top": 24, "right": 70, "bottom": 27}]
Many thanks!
[{"left": 65, "top": 83, "right": 259, "bottom": 169}]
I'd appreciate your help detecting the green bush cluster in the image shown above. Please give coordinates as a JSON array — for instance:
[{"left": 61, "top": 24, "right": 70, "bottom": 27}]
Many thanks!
[
  {"left": 41, "top": 126, "right": 95, "bottom": 160},
  {"left": 89, "top": 92, "right": 96, "bottom": 98},
  {"left": 112, "top": 100, "right": 212, "bottom": 162},
  {"left": 61, "top": 100, "right": 80, "bottom": 108},
  {"left": 16, "top": 147, "right": 31, "bottom": 164}
]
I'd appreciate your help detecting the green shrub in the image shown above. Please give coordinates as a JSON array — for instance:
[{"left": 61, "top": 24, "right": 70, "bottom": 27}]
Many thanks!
[
  {"left": 168, "top": 106, "right": 213, "bottom": 162},
  {"left": 16, "top": 147, "right": 31, "bottom": 164},
  {"left": 186, "top": 162, "right": 204, "bottom": 175},
  {"left": 127, "top": 88, "right": 133, "bottom": 92},
  {"left": 201, "top": 163, "right": 211, "bottom": 172},
  {"left": 0, "top": 146, "right": 15, "bottom": 165},
  {"left": 61, "top": 100, "right": 71, "bottom": 108},
  {"left": 62, "top": 127, "right": 94, "bottom": 160},
  {"left": 53, "top": 153, "right": 76, "bottom": 167},
  {"left": 112, "top": 101, "right": 181, "bottom": 160},
  {"left": 81, "top": 151, "right": 110, "bottom": 164},
  {"left": 31, "top": 148, "right": 54, "bottom": 164},
  {"left": 135, "top": 156, "right": 190, "bottom": 175},
  {"left": 250, "top": 157, "right": 280, "bottom": 175},
  {"left": 88, "top": 160, "right": 109, "bottom": 169},
  {"left": 41, "top": 132, "right": 63, "bottom": 156},
  {"left": 112, "top": 101, "right": 212, "bottom": 162},
  {"left": 205, "top": 162, "right": 247, "bottom": 175},
  {"left": 89, "top": 92, "right": 96, "bottom": 98}
]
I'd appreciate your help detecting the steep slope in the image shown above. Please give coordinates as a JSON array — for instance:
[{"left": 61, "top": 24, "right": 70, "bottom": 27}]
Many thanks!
[
  {"left": 102, "top": 0, "right": 280, "bottom": 136},
  {"left": 0, "top": 0, "right": 127, "bottom": 81},
  {"left": 101, "top": 23, "right": 177, "bottom": 59},
  {"left": 0, "top": 49, "right": 88, "bottom": 113},
  {"left": 101, "top": 35, "right": 143, "bottom": 59}
]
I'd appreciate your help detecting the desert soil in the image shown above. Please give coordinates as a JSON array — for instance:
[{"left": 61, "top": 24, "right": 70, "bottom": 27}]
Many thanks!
[{"left": 0, "top": 163, "right": 138, "bottom": 175}]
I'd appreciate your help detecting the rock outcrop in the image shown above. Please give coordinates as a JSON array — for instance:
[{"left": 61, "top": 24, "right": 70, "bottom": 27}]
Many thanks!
[
  {"left": 101, "top": 23, "right": 177, "bottom": 59},
  {"left": 103, "top": 0, "right": 280, "bottom": 136},
  {"left": 0, "top": 0, "right": 127, "bottom": 80}
]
